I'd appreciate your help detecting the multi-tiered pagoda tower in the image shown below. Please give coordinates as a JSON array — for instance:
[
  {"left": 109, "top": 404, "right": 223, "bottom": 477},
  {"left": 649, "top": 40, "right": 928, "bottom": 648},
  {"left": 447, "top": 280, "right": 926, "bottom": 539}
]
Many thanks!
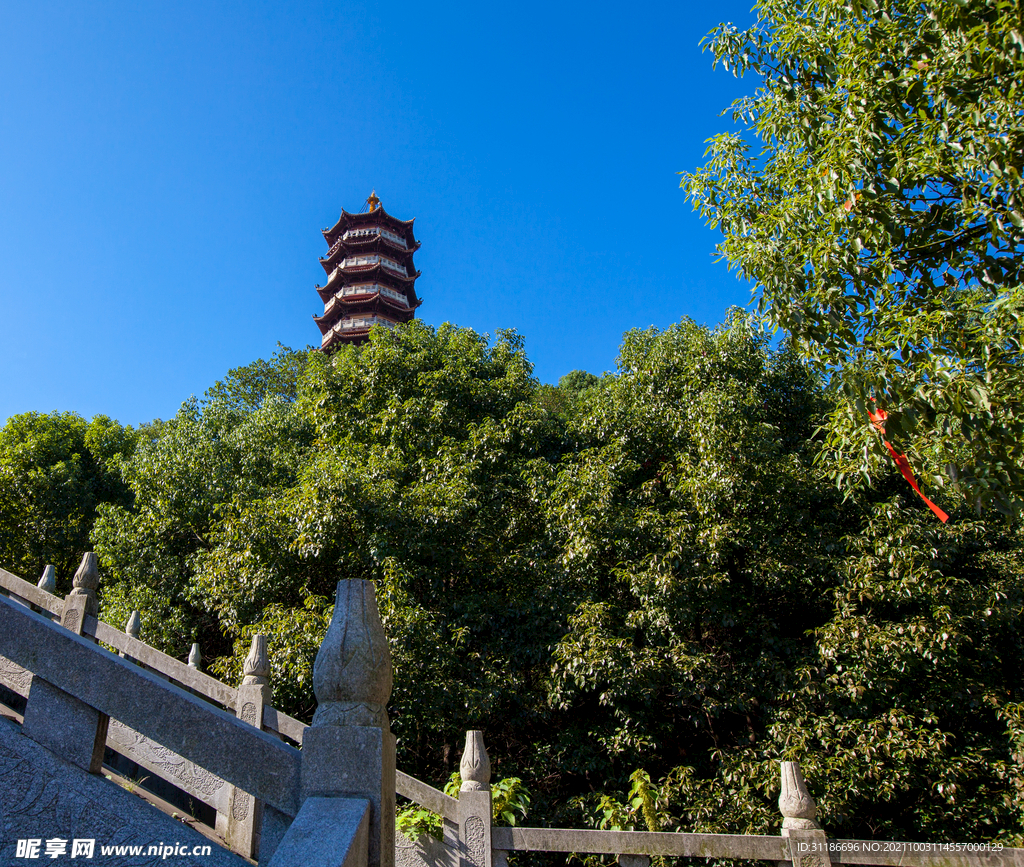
[{"left": 313, "top": 192, "right": 422, "bottom": 351}]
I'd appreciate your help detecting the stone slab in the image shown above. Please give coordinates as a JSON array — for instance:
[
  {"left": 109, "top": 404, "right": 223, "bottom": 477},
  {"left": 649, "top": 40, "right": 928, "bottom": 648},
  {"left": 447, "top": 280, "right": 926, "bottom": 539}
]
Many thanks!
[
  {"left": 0, "top": 594, "right": 300, "bottom": 817},
  {"left": 267, "top": 797, "right": 369, "bottom": 867},
  {"left": 22, "top": 677, "right": 108, "bottom": 773},
  {"left": 301, "top": 726, "right": 395, "bottom": 867},
  {"left": 0, "top": 715, "right": 247, "bottom": 866},
  {"left": 259, "top": 805, "right": 293, "bottom": 866}
]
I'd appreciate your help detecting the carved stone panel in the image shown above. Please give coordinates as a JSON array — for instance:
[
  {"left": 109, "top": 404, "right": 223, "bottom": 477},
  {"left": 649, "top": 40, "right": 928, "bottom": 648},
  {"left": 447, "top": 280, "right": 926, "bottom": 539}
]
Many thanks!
[
  {"left": 0, "top": 653, "right": 32, "bottom": 698},
  {"left": 463, "top": 816, "right": 486, "bottom": 867},
  {"left": 106, "top": 718, "right": 228, "bottom": 811}
]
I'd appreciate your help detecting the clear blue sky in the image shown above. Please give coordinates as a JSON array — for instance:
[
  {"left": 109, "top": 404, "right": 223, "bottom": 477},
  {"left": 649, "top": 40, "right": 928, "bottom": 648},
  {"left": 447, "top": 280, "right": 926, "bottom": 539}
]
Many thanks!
[{"left": 0, "top": 0, "right": 758, "bottom": 427}]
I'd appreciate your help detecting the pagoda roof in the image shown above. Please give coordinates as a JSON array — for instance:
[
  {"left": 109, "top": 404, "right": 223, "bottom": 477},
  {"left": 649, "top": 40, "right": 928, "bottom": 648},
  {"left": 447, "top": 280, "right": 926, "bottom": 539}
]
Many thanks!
[
  {"left": 315, "top": 289, "right": 416, "bottom": 324},
  {"left": 322, "top": 205, "right": 416, "bottom": 246},
  {"left": 314, "top": 298, "right": 415, "bottom": 333},
  {"left": 315, "top": 265, "right": 420, "bottom": 302},
  {"left": 318, "top": 257, "right": 422, "bottom": 285},
  {"left": 320, "top": 236, "right": 419, "bottom": 271}
]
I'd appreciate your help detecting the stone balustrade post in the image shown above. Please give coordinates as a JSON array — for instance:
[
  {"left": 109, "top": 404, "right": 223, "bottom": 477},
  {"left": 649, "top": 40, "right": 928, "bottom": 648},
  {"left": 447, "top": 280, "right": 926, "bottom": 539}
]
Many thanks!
[
  {"left": 23, "top": 553, "right": 108, "bottom": 774},
  {"left": 288, "top": 579, "right": 395, "bottom": 867},
  {"left": 120, "top": 610, "right": 141, "bottom": 660},
  {"left": 61, "top": 552, "right": 99, "bottom": 635},
  {"left": 188, "top": 642, "right": 202, "bottom": 669},
  {"left": 222, "top": 634, "right": 272, "bottom": 859},
  {"left": 778, "top": 761, "right": 831, "bottom": 867},
  {"left": 37, "top": 564, "right": 56, "bottom": 594},
  {"left": 458, "top": 730, "right": 492, "bottom": 867}
]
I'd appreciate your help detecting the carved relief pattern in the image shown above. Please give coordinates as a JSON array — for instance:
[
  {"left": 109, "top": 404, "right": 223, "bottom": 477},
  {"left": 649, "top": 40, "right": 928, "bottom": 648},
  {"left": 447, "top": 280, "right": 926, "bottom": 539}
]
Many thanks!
[
  {"left": 231, "top": 791, "right": 250, "bottom": 821},
  {"left": 107, "top": 719, "right": 225, "bottom": 798},
  {"left": 799, "top": 855, "right": 825, "bottom": 867},
  {"left": 0, "top": 654, "right": 32, "bottom": 695},
  {"left": 239, "top": 702, "right": 259, "bottom": 727},
  {"left": 312, "top": 580, "right": 393, "bottom": 729},
  {"left": 464, "top": 816, "right": 486, "bottom": 867}
]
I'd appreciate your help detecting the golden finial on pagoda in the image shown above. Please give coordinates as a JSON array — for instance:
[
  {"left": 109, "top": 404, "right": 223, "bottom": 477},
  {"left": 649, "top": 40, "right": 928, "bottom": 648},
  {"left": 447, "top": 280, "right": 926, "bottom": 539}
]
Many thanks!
[{"left": 366, "top": 190, "right": 381, "bottom": 212}]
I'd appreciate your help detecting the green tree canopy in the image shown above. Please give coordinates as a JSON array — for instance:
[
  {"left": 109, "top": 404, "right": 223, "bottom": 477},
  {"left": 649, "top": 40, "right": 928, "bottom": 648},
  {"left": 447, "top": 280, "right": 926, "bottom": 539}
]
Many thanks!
[
  {"left": 682, "top": 0, "right": 1024, "bottom": 512},
  {"left": 0, "top": 411, "right": 135, "bottom": 585},
  {"left": 81, "top": 319, "right": 1023, "bottom": 843}
]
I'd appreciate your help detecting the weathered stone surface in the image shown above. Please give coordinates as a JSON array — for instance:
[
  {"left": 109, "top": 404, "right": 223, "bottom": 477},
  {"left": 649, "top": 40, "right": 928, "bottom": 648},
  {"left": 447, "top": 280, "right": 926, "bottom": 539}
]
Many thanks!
[
  {"left": 779, "top": 761, "right": 818, "bottom": 830},
  {"left": 459, "top": 731, "right": 490, "bottom": 792},
  {"left": 259, "top": 804, "right": 293, "bottom": 866},
  {"left": 396, "top": 770, "right": 458, "bottom": 821},
  {"left": 61, "top": 593, "right": 89, "bottom": 636},
  {"left": 37, "top": 564, "right": 56, "bottom": 594},
  {"left": 93, "top": 619, "right": 238, "bottom": 709},
  {"left": 312, "top": 580, "right": 392, "bottom": 728},
  {"left": 106, "top": 717, "right": 229, "bottom": 811},
  {"left": 396, "top": 828, "right": 457, "bottom": 867},
  {"left": 0, "top": 652, "right": 32, "bottom": 697},
  {"left": 490, "top": 827, "right": 786, "bottom": 860},
  {"left": 22, "top": 677, "right": 108, "bottom": 773},
  {"left": 267, "top": 797, "right": 369, "bottom": 867},
  {"left": 0, "top": 715, "right": 247, "bottom": 866},
  {"left": 302, "top": 725, "right": 395, "bottom": 867},
  {"left": 126, "top": 610, "right": 141, "bottom": 639},
  {"left": 779, "top": 762, "right": 831, "bottom": 867},
  {"left": 0, "top": 566, "right": 64, "bottom": 617},
  {"left": 0, "top": 596, "right": 300, "bottom": 817},
  {"left": 70, "top": 552, "right": 100, "bottom": 618},
  {"left": 224, "top": 680, "right": 272, "bottom": 857},
  {"left": 243, "top": 634, "right": 270, "bottom": 685},
  {"left": 458, "top": 790, "right": 491, "bottom": 867}
]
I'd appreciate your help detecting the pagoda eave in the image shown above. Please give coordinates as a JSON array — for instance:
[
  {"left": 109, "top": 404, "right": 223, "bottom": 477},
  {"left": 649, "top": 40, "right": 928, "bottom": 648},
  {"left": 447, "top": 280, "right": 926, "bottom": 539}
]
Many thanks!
[{"left": 323, "top": 206, "right": 416, "bottom": 245}]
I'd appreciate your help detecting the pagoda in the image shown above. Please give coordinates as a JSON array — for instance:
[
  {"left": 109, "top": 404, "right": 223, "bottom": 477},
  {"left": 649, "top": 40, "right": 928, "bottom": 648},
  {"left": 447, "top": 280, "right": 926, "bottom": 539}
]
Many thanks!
[{"left": 313, "top": 191, "right": 422, "bottom": 351}]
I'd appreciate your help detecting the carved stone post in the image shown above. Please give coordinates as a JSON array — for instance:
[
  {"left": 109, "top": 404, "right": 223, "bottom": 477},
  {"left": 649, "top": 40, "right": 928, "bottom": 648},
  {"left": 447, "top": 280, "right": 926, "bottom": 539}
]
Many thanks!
[
  {"left": 223, "top": 634, "right": 271, "bottom": 859},
  {"left": 188, "top": 642, "right": 202, "bottom": 669},
  {"left": 120, "top": 610, "right": 141, "bottom": 660},
  {"left": 61, "top": 552, "right": 99, "bottom": 635},
  {"left": 26, "top": 553, "right": 108, "bottom": 773},
  {"left": 299, "top": 579, "right": 395, "bottom": 867},
  {"left": 458, "top": 731, "right": 492, "bottom": 867},
  {"left": 778, "top": 761, "right": 831, "bottom": 867},
  {"left": 37, "top": 565, "right": 56, "bottom": 594}
]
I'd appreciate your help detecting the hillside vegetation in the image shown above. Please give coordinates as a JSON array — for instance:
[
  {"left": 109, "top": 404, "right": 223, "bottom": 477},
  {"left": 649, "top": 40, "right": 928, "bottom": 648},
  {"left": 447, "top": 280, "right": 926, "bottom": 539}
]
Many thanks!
[{"left": 2, "top": 317, "right": 1021, "bottom": 843}]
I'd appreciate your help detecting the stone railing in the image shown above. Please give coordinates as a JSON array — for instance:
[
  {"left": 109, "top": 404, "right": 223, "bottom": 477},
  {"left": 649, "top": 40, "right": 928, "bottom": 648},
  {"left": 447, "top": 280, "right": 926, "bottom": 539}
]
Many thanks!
[
  {"left": 0, "top": 561, "right": 392, "bottom": 867},
  {"left": 399, "top": 735, "right": 1024, "bottom": 867},
  {"left": 2, "top": 559, "right": 1021, "bottom": 867}
]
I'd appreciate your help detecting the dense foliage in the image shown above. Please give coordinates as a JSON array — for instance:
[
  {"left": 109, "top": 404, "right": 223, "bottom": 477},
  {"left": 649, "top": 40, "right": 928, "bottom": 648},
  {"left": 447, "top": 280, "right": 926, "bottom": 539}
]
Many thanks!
[
  {"left": 0, "top": 411, "right": 135, "bottom": 588},
  {"left": 1, "top": 320, "right": 1021, "bottom": 844},
  {"left": 682, "top": 0, "right": 1024, "bottom": 512}
]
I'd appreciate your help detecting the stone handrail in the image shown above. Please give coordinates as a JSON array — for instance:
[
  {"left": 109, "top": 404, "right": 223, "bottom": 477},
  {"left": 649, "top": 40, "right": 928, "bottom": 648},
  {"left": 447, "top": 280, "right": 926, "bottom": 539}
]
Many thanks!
[
  {"left": 396, "top": 735, "right": 1024, "bottom": 867},
  {"left": 396, "top": 770, "right": 458, "bottom": 822},
  {"left": 0, "top": 562, "right": 308, "bottom": 744},
  {"left": 0, "top": 565, "right": 63, "bottom": 617},
  {"left": 0, "top": 594, "right": 302, "bottom": 817},
  {"left": 93, "top": 619, "right": 239, "bottom": 709},
  {"left": 489, "top": 828, "right": 1024, "bottom": 866},
  {"left": 491, "top": 827, "right": 784, "bottom": 860}
]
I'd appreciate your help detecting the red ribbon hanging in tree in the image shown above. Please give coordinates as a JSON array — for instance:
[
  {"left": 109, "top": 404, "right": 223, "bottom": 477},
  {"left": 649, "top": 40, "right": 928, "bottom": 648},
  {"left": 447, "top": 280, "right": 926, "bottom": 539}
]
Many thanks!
[{"left": 867, "top": 405, "right": 949, "bottom": 523}]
